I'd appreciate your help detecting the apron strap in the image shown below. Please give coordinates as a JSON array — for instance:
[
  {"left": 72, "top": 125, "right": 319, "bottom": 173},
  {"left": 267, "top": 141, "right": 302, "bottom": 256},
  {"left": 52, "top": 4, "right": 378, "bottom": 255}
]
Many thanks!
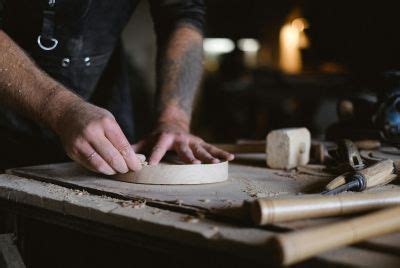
[{"left": 37, "top": 0, "right": 58, "bottom": 51}]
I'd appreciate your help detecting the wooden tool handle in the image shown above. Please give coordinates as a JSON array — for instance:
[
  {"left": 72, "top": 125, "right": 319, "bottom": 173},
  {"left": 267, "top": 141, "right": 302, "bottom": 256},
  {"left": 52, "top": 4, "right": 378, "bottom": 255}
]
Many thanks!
[
  {"left": 252, "top": 191, "right": 400, "bottom": 225},
  {"left": 354, "top": 139, "right": 381, "bottom": 150},
  {"left": 326, "top": 159, "right": 396, "bottom": 190},
  {"left": 270, "top": 206, "right": 400, "bottom": 266},
  {"left": 325, "top": 173, "right": 348, "bottom": 190},
  {"left": 212, "top": 143, "right": 265, "bottom": 153},
  {"left": 360, "top": 159, "right": 395, "bottom": 188}
]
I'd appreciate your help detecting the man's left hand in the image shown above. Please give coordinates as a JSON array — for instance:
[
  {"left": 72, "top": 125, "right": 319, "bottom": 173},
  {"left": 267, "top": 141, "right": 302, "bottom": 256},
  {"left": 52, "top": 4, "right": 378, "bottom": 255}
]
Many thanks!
[{"left": 133, "top": 122, "right": 234, "bottom": 165}]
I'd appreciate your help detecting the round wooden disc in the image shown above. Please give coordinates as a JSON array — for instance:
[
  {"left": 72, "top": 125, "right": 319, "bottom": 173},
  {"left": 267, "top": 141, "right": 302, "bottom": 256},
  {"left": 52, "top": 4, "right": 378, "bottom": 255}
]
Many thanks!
[{"left": 112, "top": 161, "right": 229, "bottom": 185}]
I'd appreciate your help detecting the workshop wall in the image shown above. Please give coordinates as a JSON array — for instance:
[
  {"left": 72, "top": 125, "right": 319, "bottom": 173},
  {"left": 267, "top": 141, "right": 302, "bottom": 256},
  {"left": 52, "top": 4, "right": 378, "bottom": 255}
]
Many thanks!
[{"left": 121, "top": 0, "right": 400, "bottom": 142}]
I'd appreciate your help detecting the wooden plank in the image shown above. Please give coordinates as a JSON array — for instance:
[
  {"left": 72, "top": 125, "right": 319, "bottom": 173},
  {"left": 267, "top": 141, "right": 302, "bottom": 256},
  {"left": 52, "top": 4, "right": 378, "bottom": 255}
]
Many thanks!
[
  {"left": 7, "top": 154, "right": 334, "bottom": 222},
  {"left": 0, "top": 234, "right": 25, "bottom": 268},
  {"left": 313, "top": 247, "right": 400, "bottom": 267},
  {"left": 1, "top": 174, "right": 399, "bottom": 267},
  {"left": 0, "top": 174, "right": 274, "bottom": 264}
]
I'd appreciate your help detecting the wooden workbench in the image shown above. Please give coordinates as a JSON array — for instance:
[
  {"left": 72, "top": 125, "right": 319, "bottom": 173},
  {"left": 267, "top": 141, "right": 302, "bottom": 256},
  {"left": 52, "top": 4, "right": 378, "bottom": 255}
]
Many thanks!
[{"left": 1, "top": 153, "right": 400, "bottom": 267}]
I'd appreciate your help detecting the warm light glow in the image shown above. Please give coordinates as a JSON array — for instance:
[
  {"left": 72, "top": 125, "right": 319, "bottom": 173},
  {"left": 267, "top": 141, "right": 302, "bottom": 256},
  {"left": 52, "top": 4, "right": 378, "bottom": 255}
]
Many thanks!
[
  {"left": 237, "top": 38, "right": 260, "bottom": 52},
  {"left": 279, "top": 17, "right": 309, "bottom": 74},
  {"left": 291, "top": 18, "right": 308, "bottom": 32},
  {"left": 203, "top": 38, "right": 235, "bottom": 54}
]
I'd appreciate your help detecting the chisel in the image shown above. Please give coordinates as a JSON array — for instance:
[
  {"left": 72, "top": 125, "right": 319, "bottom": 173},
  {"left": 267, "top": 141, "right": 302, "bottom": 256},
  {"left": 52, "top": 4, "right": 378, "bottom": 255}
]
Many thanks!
[
  {"left": 252, "top": 190, "right": 400, "bottom": 225},
  {"left": 322, "top": 159, "right": 398, "bottom": 195}
]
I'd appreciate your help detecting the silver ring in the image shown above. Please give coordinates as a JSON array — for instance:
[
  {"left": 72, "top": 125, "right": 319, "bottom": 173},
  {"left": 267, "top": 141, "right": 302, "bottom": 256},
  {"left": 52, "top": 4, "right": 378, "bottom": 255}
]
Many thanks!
[
  {"left": 87, "top": 151, "right": 97, "bottom": 161},
  {"left": 37, "top": 35, "right": 58, "bottom": 51}
]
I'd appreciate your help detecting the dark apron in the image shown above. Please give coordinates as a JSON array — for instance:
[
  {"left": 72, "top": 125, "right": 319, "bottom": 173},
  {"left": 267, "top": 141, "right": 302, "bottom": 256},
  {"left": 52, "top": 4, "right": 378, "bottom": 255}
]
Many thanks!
[{"left": 0, "top": 0, "right": 139, "bottom": 168}]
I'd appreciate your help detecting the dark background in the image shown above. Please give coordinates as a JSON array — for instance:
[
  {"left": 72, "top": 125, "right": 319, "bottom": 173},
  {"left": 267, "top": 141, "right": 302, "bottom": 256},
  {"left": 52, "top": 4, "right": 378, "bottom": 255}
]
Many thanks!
[{"left": 123, "top": 0, "right": 400, "bottom": 142}]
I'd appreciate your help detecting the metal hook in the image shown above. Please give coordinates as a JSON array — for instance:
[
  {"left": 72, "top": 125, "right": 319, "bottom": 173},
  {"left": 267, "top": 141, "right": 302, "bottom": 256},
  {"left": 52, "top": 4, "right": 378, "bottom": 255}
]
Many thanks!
[{"left": 37, "top": 35, "right": 58, "bottom": 51}]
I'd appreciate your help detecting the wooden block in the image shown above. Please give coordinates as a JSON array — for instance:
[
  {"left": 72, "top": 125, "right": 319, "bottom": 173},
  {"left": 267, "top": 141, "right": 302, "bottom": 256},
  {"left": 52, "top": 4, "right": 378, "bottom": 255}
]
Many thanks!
[
  {"left": 266, "top": 128, "right": 311, "bottom": 170},
  {"left": 112, "top": 161, "right": 229, "bottom": 185}
]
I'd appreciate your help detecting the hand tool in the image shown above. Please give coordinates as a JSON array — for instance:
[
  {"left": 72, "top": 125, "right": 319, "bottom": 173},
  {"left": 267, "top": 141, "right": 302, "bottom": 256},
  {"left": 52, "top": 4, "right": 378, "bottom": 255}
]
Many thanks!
[
  {"left": 268, "top": 205, "right": 400, "bottom": 266},
  {"left": 251, "top": 190, "right": 400, "bottom": 225},
  {"left": 330, "top": 139, "right": 365, "bottom": 171},
  {"left": 322, "top": 159, "right": 397, "bottom": 195}
]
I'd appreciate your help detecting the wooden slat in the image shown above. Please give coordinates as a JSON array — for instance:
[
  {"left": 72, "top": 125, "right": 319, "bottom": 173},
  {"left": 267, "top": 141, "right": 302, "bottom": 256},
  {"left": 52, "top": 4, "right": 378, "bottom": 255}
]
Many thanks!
[
  {"left": 7, "top": 155, "right": 334, "bottom": 222},
  {"left": 0, "top": 174, "right": 274, "bottom": 264},
  {"left": 1, "top": 174, "right": 399, "bottom": 267},
  {"left": 0, "top": 234, "right": 25, "bottom": 268}
]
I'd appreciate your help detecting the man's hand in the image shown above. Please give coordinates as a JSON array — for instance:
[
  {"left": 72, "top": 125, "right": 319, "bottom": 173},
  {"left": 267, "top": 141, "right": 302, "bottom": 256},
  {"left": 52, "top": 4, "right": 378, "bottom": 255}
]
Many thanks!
[
  {"left": 133, "top": 122, "right": 234, "bottom": 165},
  {"left": 54, "top": 100, "right": 142, "bottom": 175}
]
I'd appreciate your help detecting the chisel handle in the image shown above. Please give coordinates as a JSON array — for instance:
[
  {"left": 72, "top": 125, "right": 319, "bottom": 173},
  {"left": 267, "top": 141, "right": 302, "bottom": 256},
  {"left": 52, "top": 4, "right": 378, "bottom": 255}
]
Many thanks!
[
  {"left": 325, "top": 159, "right": 396, "bottom": 190},
  {"left": 269, "top": 206, "right": 400, "bottom": 266},
  {"left": 252, "top": 190, "right": 400, "bottom": 225}
]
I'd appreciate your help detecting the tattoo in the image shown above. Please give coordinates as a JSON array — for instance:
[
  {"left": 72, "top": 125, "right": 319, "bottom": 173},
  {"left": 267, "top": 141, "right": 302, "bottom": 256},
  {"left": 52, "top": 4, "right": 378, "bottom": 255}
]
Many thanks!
[{"left": 156, "top": 27, "right": 203, "bottom": 118}]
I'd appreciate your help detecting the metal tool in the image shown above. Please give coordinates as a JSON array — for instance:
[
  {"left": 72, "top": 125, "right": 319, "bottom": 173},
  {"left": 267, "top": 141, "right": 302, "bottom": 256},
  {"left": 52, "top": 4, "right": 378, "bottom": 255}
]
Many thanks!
[{"left": 330, "top": 139, "right": 365, "bottom": 171}]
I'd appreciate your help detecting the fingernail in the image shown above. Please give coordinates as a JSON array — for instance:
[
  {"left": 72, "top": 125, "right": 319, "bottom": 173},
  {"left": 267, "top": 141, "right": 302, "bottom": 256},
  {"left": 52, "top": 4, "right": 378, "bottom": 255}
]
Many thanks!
[
  {"left": 134, "top": 162, "right": 143, "bottom": 170},
  {"left": 118, "top": 164, "right": 129, "bottom": 174},
  {"left": 102, "top": 167, "right": 116, "bottom": 175},
  {"left": 193, "top": 160, "right": 201, "bottom": 164},
  {"left": 212, "top": 159, "right": 220, "bottom": 163}
]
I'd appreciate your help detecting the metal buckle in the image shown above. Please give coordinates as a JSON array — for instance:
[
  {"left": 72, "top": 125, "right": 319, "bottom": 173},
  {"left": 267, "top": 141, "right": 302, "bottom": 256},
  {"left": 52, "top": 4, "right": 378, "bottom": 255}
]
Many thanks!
[{"left": 37, "top": 35, "right": 58, "bottom": 51}]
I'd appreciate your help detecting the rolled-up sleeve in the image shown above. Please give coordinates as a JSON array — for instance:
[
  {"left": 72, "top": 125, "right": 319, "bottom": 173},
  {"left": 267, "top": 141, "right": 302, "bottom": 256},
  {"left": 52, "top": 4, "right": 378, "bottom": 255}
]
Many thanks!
[{"left": 149, "top": 0, "right": 205, "bottom": 40}]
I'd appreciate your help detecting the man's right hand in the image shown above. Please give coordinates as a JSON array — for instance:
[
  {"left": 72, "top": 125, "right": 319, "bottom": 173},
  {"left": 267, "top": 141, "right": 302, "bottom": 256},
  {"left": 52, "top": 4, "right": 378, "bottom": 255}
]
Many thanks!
[
  {"left": 54, "top": 100, "right": 142, "bottom": 175},
  {"left": 0, "top": 31, "right": 141, "bottom": 174}
]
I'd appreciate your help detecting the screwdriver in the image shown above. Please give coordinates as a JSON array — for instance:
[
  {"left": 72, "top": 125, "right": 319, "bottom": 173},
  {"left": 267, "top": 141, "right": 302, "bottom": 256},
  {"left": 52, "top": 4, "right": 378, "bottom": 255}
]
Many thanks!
[{"left": 322, "top": 159, "right": 398, "bottom": 195}]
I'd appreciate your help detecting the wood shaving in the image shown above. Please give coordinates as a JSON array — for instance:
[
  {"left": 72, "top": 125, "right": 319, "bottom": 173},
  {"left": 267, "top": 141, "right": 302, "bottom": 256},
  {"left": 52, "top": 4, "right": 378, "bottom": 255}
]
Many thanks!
[
  {"left": 137, "top": 154, "right": 148, "bottom": 166},
  {"left": 174, "top": 199, "right": 183, "bottom": 206},
  {"left": 118, "top": 199, "right": 146, "bottom": 209},
  {"left": 181, "top": 215, "right": 199, "bottom": 223},
  {"left": 73, "top": 189, "right": 89, "bottom": 196}
]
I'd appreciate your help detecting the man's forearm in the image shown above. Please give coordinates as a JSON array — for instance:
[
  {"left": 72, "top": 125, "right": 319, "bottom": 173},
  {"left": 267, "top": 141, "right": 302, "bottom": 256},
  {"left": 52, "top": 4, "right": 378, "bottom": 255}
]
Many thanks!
[
  {"left": 156, "top": 25, "right": 203, "bottom": 130},
  {"left": 0, "top": 31, "right": 81, "bottom": 132}
]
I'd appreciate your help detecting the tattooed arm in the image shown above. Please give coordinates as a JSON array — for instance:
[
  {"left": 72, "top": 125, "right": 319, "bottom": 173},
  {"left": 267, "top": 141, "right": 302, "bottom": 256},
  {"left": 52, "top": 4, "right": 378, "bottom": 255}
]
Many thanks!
[
  {"left": 134, "top": 1, "right": 234, "bottom": 164},
  {"left": 155, "top": 25, "right": 203, "bottom": 132}
]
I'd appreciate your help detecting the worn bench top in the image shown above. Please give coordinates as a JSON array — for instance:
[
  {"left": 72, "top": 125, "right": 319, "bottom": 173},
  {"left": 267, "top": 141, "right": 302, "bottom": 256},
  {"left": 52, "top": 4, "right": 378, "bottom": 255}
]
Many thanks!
[{"left": 1, "top": 153, "right": 400, "bottom": 266}]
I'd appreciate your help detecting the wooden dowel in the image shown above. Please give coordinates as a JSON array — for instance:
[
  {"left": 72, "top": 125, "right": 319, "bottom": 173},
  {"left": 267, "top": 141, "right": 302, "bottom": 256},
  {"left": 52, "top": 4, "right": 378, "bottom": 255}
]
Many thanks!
[
  {"left": 212, "top": 143, "right": 265, "bottom": 153},
  {"left": 354, "top": 139, "right": 381, "bottom": 150},
  {"left": 252, "top": 191, "right": 400, "bottom": 225},
  {"left": 270, "top": 206, "right": 400, "bottom": 266}
]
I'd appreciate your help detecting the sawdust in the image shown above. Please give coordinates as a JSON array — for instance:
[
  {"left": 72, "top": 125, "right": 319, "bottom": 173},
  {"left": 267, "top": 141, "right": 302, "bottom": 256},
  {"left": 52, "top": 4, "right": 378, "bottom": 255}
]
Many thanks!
[
  {"left": 73, "top": 189, "right": 89, "bottom": 196},
  {"left": 210, "top": 226, "right": 219, "bottom": 233},
  {"left": 222, "top": 199, "right": 234, "bottom": 207},
  {"left": 174, "top": 199, "right": 184, "bottom": 206},
  {"left": 117, "top": 199, "right": 146, "bottom": 209},
  {"left": 239, "top": 174, "right": 296, "bottom": 199},
  {"left": 181, "top": 215, "right": 199, "bottom": 223},
  {"left": 273, "top": 169, "right": 298, "bottom": 179},
  {"left": 137, "top": 154, "right": 148, "bottom": 166},
  {"left": 151, "top": 208, "right": 161, "bottom": 215}
]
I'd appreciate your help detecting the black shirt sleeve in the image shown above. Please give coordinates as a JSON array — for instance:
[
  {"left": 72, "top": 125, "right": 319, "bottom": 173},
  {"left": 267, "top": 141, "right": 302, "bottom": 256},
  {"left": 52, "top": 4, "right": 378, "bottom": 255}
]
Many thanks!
[
  {"left": 0, "top": 0, "right": 4, "bottom": 28},
  {"left": 149, "top": 0, "right": 205, "bottom": 41}
]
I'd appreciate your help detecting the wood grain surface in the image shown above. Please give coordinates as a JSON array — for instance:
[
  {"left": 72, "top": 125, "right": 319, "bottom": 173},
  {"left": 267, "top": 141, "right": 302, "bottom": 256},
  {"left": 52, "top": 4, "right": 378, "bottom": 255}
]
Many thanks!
[{"left": 112, "top": 161, "right": 229, "bottom": 185}]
